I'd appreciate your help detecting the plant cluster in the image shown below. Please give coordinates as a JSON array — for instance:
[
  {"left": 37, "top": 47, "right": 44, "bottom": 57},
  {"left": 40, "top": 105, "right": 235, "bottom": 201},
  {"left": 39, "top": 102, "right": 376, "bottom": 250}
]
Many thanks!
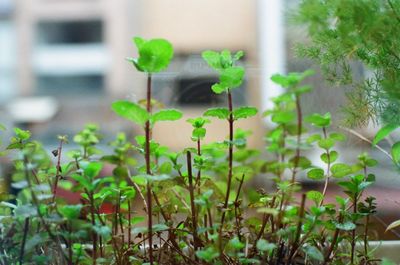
[
  {"left": 295, "top": 0, "right": 400, "bottom": 127},
  {"left": 0, "top": 37, "right": 395, "bottom": 265}
]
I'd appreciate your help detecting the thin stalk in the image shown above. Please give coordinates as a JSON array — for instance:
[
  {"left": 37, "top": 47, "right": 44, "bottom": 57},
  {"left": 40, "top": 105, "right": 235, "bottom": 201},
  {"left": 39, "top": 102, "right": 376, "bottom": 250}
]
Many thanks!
[
  {"left": 351, "top": 193, "right": 358, "bottom": 265},
  {"left": 287, "top": 194, "right": 306, "bottom": 263},
  {"left": 291, "top": 95, "right": 302, "bottom": 184},
  {"left": 364, "top": 215, "right": 369, "bottom": 258},
  {"left": 325, "top": 214, "right": 343, "bottom": 263},
  {"left": 234, "top": 174, "right": 245, "bottom": 240},
  {"left": 126, "top": 168, "right": 148, "bottom": 213},
  {"left": 219, "top": 90, "right": 234, "bottom": 255},
  {"left": 68, "top": 224, "right": 73, "bottom": 264},
  {"left": 145, "top": 74, "right": 154, "bottom": 265},
  {"left": 19, "top": 217, "right": 29, "bottom": 265},
  {"left": 118, "top": 193, "right": 125, "bottom": 243},
  {"left": 320, "top": 127, "right": 331, "bottom": 206},
  {"left": 187, "top": 151, "right": 200, "bottom": 252},
  {"left": 88, "top": 192, "right": 97, "bottom": 265},
  {"left": 51, "top": 138, "right": 65, "bottom": 203},
  {"left": 128, "top": 200, "right": 132, "bottom": 249}
]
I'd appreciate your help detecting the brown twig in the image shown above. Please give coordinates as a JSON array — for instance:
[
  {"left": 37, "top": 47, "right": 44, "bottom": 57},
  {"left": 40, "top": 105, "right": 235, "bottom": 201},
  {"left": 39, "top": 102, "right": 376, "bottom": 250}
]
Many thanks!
[
  {"left": 19, "top": 217, "right": 29, "bottom": 265},
  {"left": 145, "top": 73, "right": 154, "bottom": 265},
  {"left": 51, "top": 137, "right": 65, "bottom": 203},
  {"left": 234, "top": 174, "right": 245, "bottom": 240}
]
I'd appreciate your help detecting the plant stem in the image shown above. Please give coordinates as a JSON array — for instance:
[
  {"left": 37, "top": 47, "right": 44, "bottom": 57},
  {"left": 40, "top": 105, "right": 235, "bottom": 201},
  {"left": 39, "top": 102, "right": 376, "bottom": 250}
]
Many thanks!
[
  {"left": 19, "top": 217, "right": 29, "bottom": 265},
  {"left": 88, "top": 192, "right": 97, "bottom": 265},
  {"left": 128, "top": 199, "right": 132, "bottom": 249},
  {"left": 145, "top": 73, "right": 154, "bottom": 265},
  {"left": 351, "top": 193, "right": 358, "bottom": 265},
  {"left": 51, "top": 138, "right": 64, "bottom": 203},
  {"left": 291, "top": 95, "right": 302, "bottom": 184},
  {"left": 320, "top": 127, "right": 331, "bottom": 206},
  {"left": 219, "top": 89, "right": 234, "bottom": 255},
  {"left": 325, "top": 213, "right": 343, "bottom": 263},
  {"left": 234, "top": 174, "right": 245, "bottom": 240},
  {"left": 288, "top": 194, "right": 306, "bottom": 263},
  {"left": 364, "top": 215, "right": 369, "bottom": 258},
  {"left": 187, "top": 151, "right": 200, "bottom": 253},
  {"left": 68, "top": 224, "right": 73, "bottom": 264}
]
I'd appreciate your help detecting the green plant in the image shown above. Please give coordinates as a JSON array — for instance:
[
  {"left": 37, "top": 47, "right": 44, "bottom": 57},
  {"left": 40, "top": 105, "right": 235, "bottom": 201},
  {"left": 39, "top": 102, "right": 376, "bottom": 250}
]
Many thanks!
[
  {"left": 295, "top": 0, "right": 400, "bottom": 127},
  {"left": 0, "top": 37, "right": 395, "bottom": 265}
]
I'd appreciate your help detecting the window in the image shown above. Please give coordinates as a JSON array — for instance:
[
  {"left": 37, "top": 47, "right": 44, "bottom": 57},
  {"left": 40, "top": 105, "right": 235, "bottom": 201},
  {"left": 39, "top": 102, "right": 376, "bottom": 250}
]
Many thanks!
[
  {"left": 36, "top": 20, "right": 103, "bottom": 45},
  {"left": 36, "top": 74, "right": 104, "bottom": 96},
  {"left": 176, "top": 77, "right": 222, "bottom": 105},
  {"left": 0, "top": 0, "right": 13, "bottom": 18},
  {"left": 152, "top": 54, "right": 247, "bottom": 107}
]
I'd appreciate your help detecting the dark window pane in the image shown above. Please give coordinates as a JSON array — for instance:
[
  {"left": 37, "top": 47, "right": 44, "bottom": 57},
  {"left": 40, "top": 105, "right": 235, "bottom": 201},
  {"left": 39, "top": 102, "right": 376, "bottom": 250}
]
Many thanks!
[
  {"left": 176, "top": 77, "right": 223, "bottom": 105},
  {"left": 36, "top": 20, "right": 103, "bottom": 44},
  {"left": 36, "top": 74, "right": 104, "bottom": 95}
]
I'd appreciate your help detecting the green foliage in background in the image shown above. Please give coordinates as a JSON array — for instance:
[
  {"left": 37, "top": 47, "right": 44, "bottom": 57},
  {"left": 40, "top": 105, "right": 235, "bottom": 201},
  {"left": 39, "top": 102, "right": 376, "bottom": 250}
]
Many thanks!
[{"left": 296, "top": 0, "right": 400, "bottom": 127}]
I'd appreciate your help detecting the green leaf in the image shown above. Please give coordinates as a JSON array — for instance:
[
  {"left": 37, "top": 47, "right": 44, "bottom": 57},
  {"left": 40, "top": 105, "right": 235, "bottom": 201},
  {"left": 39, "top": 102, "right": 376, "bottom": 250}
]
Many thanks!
[
  {"left": 318, "top": 138, "right": 335, "bottom": 150},
  {"left": 158, "top": 161, "right": 172, "bottom": 174},
  {"left": 15, "top": 204, "right": 37, "bottom": 218},
  {"left": 93, "top": 225, "right": 111, "bottom": 238},
  {"left": 0, "top": 124, "right": 5, "bottom": 131},
  {"left": 151, "top": 109, "right": 182, "bottom": 123},
  {"left": 14, "top": 127, "right": 31, "bottom": 141},
  {"left": 219, "top": 66, "right": 244, "bottom": 89},
  {"left": 391, "top": 141, "right": 400, "bottom": 165},
  {"left": 330, "top": 163, "right": 352, "bottom": 178},
  {"left": 321, "top": 151, "right": 338, "bottom": 163},
  {"left": 82, "top": 161, "right": 103, "bottom": 179},
  {"left": 373, "top": 123, "right": 399, "bottom": 145},
  {"left": 192, "top": 128, "right": 206, "bottom": 141},
  {"left": 152, "top": 223, "right": 169, "bottom": 232},
  {"left": 59, "top": 205, "right": 83, "bottom": 220},
  {"left": 211, "top": 83, "right": 227, "bottom": 94},
  {"left": 112, "top": 100, "right": 149, "bottom": 126},
  {"left": 305, "top": 113, "right": 331, "bottom": 127},
  {"left": 307, "top": 168, "right": 325, "bottom": 180},
  {"left": 203, "top": 107, "right": 230, "bottom": 119},
  {"left": 196, "top": 246, "right": 219, "bottom": 262},
  {"left": 233, "top": 106, "right": 258, "bottom": 120},
  {"left": 289, "top": 156, "right": 312, "bottom": 169},
  {"left": 187, "top": 117, "right": 210, "bottom": 128},
  {"left": 131, "top": 37, "right": 173, "bottom": 73},
  {"left": 271, "top": 111, "right": 295, "bottom": 124},
  {"left": 307, "top": 133, "right": 322, "bottom": 143},
  {"left": 256, "top": 239, "right": 276, "bottom": 253},
  {"left": 303, "top": 246, "right": 323, "bottom": 261},
  {"left": 306, "top": 190, "right": 323, "bottom": 205},
  {"left": 329, "top": 132, "right": 346, "bottom": 141},
  {"left": 334, "top": 221, "right": 356, "bottom": 231},
  {"left": 228, "top": 237, "right": 245, "bottom": 249},
  {"left": 271, "top": 70, "right": 314, "bottom": 88},
  {"left": 202, "top": 50, "right": 222, "bottom": 70}
]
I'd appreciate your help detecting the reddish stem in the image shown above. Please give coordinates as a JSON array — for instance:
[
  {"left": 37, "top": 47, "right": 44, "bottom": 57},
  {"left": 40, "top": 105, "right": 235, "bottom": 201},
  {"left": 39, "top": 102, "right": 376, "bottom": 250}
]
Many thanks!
[{"left": 145, "top": 74, "right": 154, "bottom": 265}]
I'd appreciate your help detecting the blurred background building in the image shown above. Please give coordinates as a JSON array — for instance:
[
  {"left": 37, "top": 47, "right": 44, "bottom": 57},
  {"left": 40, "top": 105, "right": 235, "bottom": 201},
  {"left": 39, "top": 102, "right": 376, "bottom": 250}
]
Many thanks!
[{"left": 0, "top": 0, "right": 399, "bottom": 239}]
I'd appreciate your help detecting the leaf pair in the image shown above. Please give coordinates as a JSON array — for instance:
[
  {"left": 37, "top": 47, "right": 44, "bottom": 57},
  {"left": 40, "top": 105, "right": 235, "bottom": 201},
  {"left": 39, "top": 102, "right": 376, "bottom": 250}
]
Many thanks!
[
  {"left": 203, "top": 106, "right": 258, "bottom": 120},
  {"left": 111, "top": 101, "right": 182, "bottom": 126}
]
